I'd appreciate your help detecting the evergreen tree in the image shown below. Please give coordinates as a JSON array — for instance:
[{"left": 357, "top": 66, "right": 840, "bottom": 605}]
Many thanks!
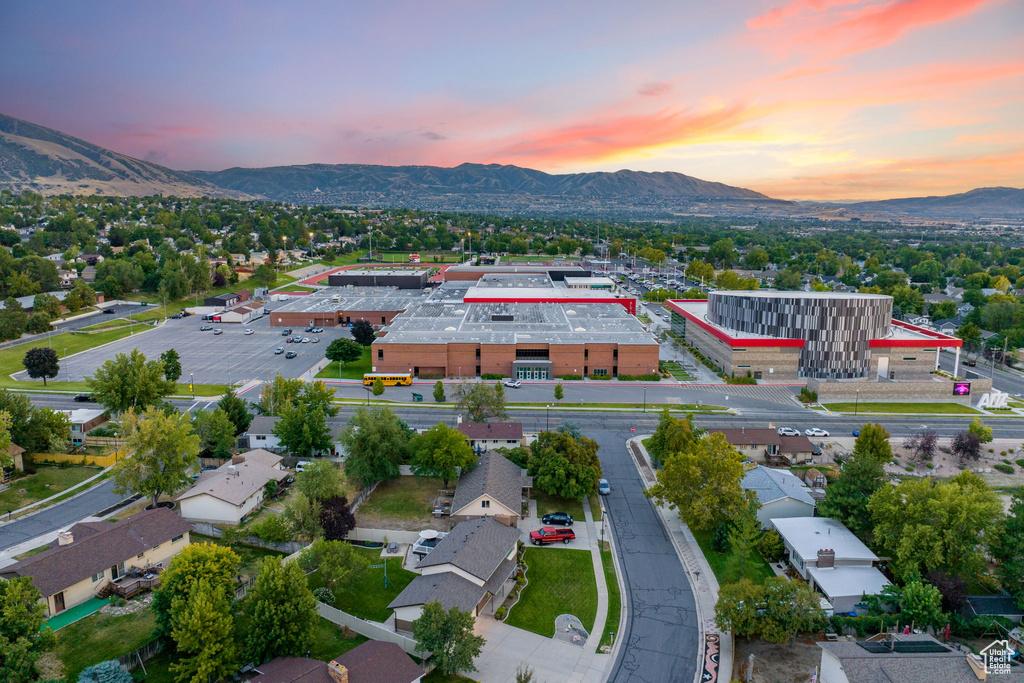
[
  {"left": 245, "top": 559, "right": 317, "bottom": 663},
  {"left": 217, "top": 386, "right": 252, "bottom": 435},
  {"left": 351, "top": 319, "right": 376, "bottom": 345},
  {"left": 78, "top": 660, "right": 135, "bottom": 683},
  {"left": 728, "top": 498, "right": 763, "bottom": 580},
  {"left": 991, "top": 488, "right": 1024, "bottom": 609},
  {"left": 0, "top": 577, "right": 55, "bottom": 683},
  {"left": 372, "top": 376, "right": 385, "bottom": 397},
  {"left": 169, "top": 579, "right": 238, "bottom": 683},
  {"left": 817, "top": 423, "right": 893, "bottom": 538}
]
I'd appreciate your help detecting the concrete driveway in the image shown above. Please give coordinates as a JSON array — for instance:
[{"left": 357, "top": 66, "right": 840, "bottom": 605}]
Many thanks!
[{"left": 473, "top": 618, "right": 611, "bottom": 683}]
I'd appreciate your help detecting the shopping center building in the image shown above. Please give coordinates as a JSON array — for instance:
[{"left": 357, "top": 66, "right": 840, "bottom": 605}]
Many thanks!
[{"left": 667, "top": 291, "right": 962, "bottom": 381}]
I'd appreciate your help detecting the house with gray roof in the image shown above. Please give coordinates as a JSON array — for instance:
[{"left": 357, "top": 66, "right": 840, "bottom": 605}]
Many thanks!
[
  {"left": 741, "top": 465, "right": 816, "bottom": 528},
  {"left": 450, "top": 449, "right": 532, "bottom": 528},
  {"left": 176, "top": 449, "right": 287, "bottom": 524},
  {"left": 245, "top": 415, "right": 282, "bottom": 451},
  {"left": 388, "top": 517, "right": 520, "bottom": 632}
]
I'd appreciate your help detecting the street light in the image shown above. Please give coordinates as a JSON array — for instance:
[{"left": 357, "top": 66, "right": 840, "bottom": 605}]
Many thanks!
[
  {"left": 365, "top": 385, "right": 371, "bottom": 405},
  {"left": 64, "top": 347, "right": 69, "bottom": 382},
  {"left": 643, "top": 387, "right": 647, "bottom": 413},
  {"left": 190, "top": 372, "right": 194, "bottom": 400},
  {"left": 546, "top": 404, "right": 551, "bottom": 432},
  {"left": 855, "top": 390, "right": 859, "bottom": 415}
]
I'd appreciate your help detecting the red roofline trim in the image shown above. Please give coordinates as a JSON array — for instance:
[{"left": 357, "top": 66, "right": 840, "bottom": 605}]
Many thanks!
[
  {"left": 664, "top": 300, "right": 805, "bottom": 348},
  {"left": 463, "top": 296, "right": 636, "bottom": 315},
  {"left": 870, "top": 320, "right": 962, "bottom": 348}
]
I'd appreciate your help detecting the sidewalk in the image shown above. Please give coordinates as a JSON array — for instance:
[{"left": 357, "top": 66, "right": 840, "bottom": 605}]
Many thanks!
[{"left": 627, "top": 436, "right": 733, "bottom": 683}]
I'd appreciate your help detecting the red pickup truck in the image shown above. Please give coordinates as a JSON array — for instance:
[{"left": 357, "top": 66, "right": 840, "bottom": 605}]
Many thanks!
[{"left": 530, "top": 526, "right": 576, "bottom": 545}]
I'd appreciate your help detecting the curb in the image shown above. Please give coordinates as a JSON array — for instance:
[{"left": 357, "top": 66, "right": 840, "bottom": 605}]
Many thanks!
[{"left": 0, "top": 467, "right": 116, "bottom": 527}]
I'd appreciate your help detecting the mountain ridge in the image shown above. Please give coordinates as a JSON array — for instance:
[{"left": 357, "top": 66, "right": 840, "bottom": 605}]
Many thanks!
[{"left": 847, "top": 187, "right": 1024, "bottom": 217}]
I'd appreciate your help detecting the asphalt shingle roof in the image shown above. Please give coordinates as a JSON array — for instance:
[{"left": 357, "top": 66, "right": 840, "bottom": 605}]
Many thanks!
[
  {"left": 387, "top": 571, "right": 485, "bottom": 613},
  {"left": 450, "top": 450, "right": 530, "bottom": 517},
  {"left": 415, "top": 517, "right": 520, "bottom": 582},
  {"left": 741, "top": 466, "right": 815, "bottom": 506},
  {"left": 176, "top": 449, "right": 285, "bottom": 506}
]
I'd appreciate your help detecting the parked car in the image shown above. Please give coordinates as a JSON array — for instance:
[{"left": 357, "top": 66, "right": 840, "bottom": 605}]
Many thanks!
[
  {"left": 281, "top": 329, "right": 292, "bottom": 336},
  {"left": 244, "top": 329, "right": 255, "bottom": 335},
  {"left": 776, "top": 427, "right": 801, "bottom": 436},
  {"left": 301, "top": 337, "right": 311, "bottom": 343},
  {"left": 170, "top": 313, "right": 182, "bottom": 319},
  {"left": 295, "top": 460, "right": 311, "bottom": 472},
  {"left": 530, "top": 527, "right": 576, "bottom": 545},
  {"left": 213, "top": 329, "right": 223, "bottom": 335},
  {"left": 541, "top": 512, "right": 574, "bottom": 526},
  {"left": 305, "top": 326, "right": 315, "bottom": 332},
  {"left": 963, "top": 360, "right": 977, "bottom": 366},
  {"left": 73, "top": 394, "right": 95, "bottom": 402},
  {"left": 311, "top": 327, "right": 324, "bottom": 333},
  {"left": 274, "top": 347, "right": 285, "bottom": 355},
  {"left": 102, "top": 308, "right": 116, "bottom": 314},
  {"left": 311, "top": 337, "right": 320, "bottom": 343},
  {"left": 805, "top": 428, "right": 830, "bottom": 437},
  {"left": 199, "top": 325, "right": 213, "bottom": 331},
  {"left": 598, "top": 479, "right": 611, "bottom": 495},
  {"left": 503, "top": 380, "right": 522, "bottom": 388},
  {"left": 285, "top": 351, "right": 298, "bottom": 359},
  {"left": 286, "top": 337, "right": 294, "bottom": 343}
]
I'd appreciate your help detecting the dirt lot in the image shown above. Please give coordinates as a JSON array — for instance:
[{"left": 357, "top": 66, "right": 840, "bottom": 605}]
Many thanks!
[
  {"left": 355, "top": 475, "right": 445, "bottom": 531},
  {"left": 733, "top": 636, "right": 823, "bottom": 683}
]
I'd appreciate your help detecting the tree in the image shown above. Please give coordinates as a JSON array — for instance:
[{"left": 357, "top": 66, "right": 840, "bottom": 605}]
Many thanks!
[
  {"left": 924, "top": 570, "right": 968, "bottom": 613},
  {"left": 0, "top": 577, "right": 55, "bottom": 683},
  {"left": 340, "top": 407, "right": 411, "bottom": 486},
  {"left": 453, "top": 381, "right": 508, "bottom": 422},
  {"left": 645, "top": 432, "right": 745, "bottom": 533},
  {"left": 967, "top": 417, "right": 993, "bottom": 443},
  {"left": 0, "top": 411, "right": 11, "bottom": 469},
  {"left": 296, "top": 460, "right": 345, "bottom": 502},
  {"left": 110, "top": 407, "right": 200, "bottom": 508},
  {"left": 372, "top": 376, "right": 385, "bottom": 397},
  {"left": 245, "top": 558, "right": 317, "bottom": 664},
  {"left": 903, "top": 429, "right": 937, "bottom": 461},
  {"left": 0, "top": 390, "right": 70, "bottom": 455},
  {"left": 218, "top": 387, "right": 252, "bottom": 435},
  {"left": 25, "top": 312, "right": 52, "bottom": 334},
  {"left": 274, "top": 401, "right": 332, "bottom": 457},
  {"left": 32, "top": 292, "right": 62, "bottom": 319},
  {"left": 22, "top": 347, "right": 58, "bottom": 386},
  {"left": 709, "top": 238, "right": 737, "bottom": 267},
  {"left": 78, "top": 660, "right": 135, "bottom": 682},
  {"left": 515, "top": 663, "right": 535, "bottom": 683},
  {"left": 715, "top": 577, "right": 824, "bottom": 643},
  {"left": 319, "top": 496, "right": 357, "bottom": 541},
  {"left": 990, "top": 488, "right": 1024, "bottom": 609},
  {"left": 251, "top": 264, "right": 277, "bottom": 288},
  {"left": 646, "top": 409, "right": 703, "bottom": 466},
  {"left": 894, "top": 581, "right": 944, "bottom": 629},
  {"left": 256, "top": 374, "right": 305, "bottom": 416},
  {"left": 152, "top": 542, "right": 240, "bottom": 639},
  {"left": 351, "top": 319, "right": 376, "bottom": 345},
  {"left": 817, "top": 424, "right": 893, "bottom": 538},
  {"left": 85, "top": 348, "right": 176, "bottom": 414},
  {"left": 554, "top": 382, "right": 564, "bottom": 403},
  {"left": 868, "top": 471, "right": 1003, "bottom": 581},
  {"left": 412, "top": 602, "right": 486, "bottom": 677},
  {"left": 325, "top": 337, "right": 363, "bottom": 368},
  {"left": 774, "top": 268, "right": 803, "bottom": 290},
  {"left": 728, "top": 498, "right": 763, "bottom": 580},
  {"left": 951, "top": 430, "right": 982, "bottom": 462},
  {"left": 191, "top": 407, "right": 236, "bottom": 458},
  {"left": 299, "top": 539, "right": 369, "bottom": 593},
  {"left": 528, "top": 430, "right": 602, "bottom": 500},
  {"left": 284, "top": 492, "right": 323, "bottom": 542},
  {"left": 433, "top": 380, "right": 446, "bottom": 403},
  {"left": 957, "top": 322, "right": 982, "bottom": 349},
  {"left": 160, "top": 349, "right": 182, "bottom": 382},
  {"left": 411, "top": 422, "right": 477, "bottom": 488},
  {"left": 170, "top": 578, "right": 238, "bottom": 683}
]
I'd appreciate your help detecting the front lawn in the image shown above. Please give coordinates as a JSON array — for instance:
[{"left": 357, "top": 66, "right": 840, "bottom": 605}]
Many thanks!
[
  {"left": 307, "top": 545, "right": 417, "bottom": 622},
  {"left": 190, "top": 533, "right": 287, "bottom": 581},
  {"left": 49, "top": 603, "right": 157, "bottom": 681},
  {"left": 0, "top": 465, "right": 100, "bottom": 512},
  {"left": 692, "top": 529, "right": 776, "bottom": 586},
  {"left": 356, "top": 475, "right": 442, "bottom": 529},
  {"left": 823, "top": 402, "right": 980, "bottom": 414},
  {"left": 423, "top": 672, "right": 478, "bottom": 683},
  {"left": 506, "top": 548, "right": 597, "bottom": 638},
  {"left": 316, "top": 347, "right": 372, "bottom": 379},
  {"left": 533, "top": 490, "right": 585, "bottom": 522},
  {"left": 599, "top": 546, "right": 622, "bottom": 652}
]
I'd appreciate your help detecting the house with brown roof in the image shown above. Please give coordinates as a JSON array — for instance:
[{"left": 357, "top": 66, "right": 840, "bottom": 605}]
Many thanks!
[
  {"left": 388, "top": 517, "right": 520, "bottom": 632},
  {"left": 251, "top": 642, "right": 424, "bottom": 683},
  {"left": 0, "top": 507, "right": 192, "bottom": 616},
  {"left": 450, "top": 449, "right": 532, "bottom": 527},
  {"left": 176, "top": 449, "right": 287, "bottom": 524},
  {"left": 456, "top": 421, "right": 524, "bottom": 452},
  {"left": 709, "top": 428, "right": 816, "bottom": 465}
]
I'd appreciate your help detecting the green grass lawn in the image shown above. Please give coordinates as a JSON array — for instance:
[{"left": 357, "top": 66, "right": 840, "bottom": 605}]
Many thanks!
[
  {"left": 307, "top": 545, "right": 417, "bottom": 622},
  {"left": 588, "top": 496, "right": 603, "bottom": 522},
  {"left": 692, "top": 529, "right": 776, "bottom": 586},
  {"left": 274, "top": 283, "right": 316, "bottom": 292},
  {"left": 598, "top": 546, "right": 622, "bottom": 652},
  {"left": 324, "top": 250, "right": 367, "bottom": 266},
  {"left": 51, "top": 603, "right": 157, "bottom": 681},
  {"left": 77, "top": 318, "right": 135, "bottom": 332},
  {"left": 506, "top": 548, "right": 597, "bottom": 638},
  {"left": 533, "top": 491, "right": 585, "bottom": 521},
  {"left": 423, "top": 672, "right": 478, "bottom": 683},
  {"left": 357, "top": 476, "right": 442, "bottom": 525},
  {"left": 190, "top": 533, "right": 287, "bottom": 581},
  {"left": 316, "top": 347, "right": 372, "bottom": 379},
  {"left": 0, "top": 465, "right": 100, "bottom": 512},
  {"left": 823, "top": 402, "right": 980, "bottom": 414}
]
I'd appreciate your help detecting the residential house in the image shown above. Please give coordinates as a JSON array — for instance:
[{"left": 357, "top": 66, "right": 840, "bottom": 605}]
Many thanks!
[
  {"left": 176, "top": 449, "right": 288, "bottom": 524},
  {"left": 79, "top": 254, "right": 104, "bottom": 265},
  {"left": 904, "top": 314, "right": 930, "bottom": 327},
  {"left": 0, "top": 508, "right": 192, "bottom": 616},
  {"left": 388, "top": 517, "right": 520, "bottom": 632},
  {"left": 450, "top": 449, "right": 532, "bottom": 527},
  {"left": 740, "top": 465, "right": 816, "bottom": 528},
  {"left": 456, "top": 421, "right": 524, "bottom": 453},
  {"left": 816, "top": 633, "right": 1020, "bottom": 683},
  {"left": 251, "top": 642, "right": 424, "bottom": 683},
  {"left": 709, "top": 428, "right": 816, "bottom": 465},
  {"left": 57, "top": 269, "right": 77, "bottom": 288},
  {"left": 81, "top": 265, "right": 97, "bottom": 283},
  {"left": 957, "top": 302, "right": 975, "bottom": 316},
  {"left": 61, "top": 408, "right": 109, "bottom": 446},
  {"left": 772, "top": 517, "right": 890, "bottom": 613},
  {"left": 245, "top": 415, "right": 282, "bottom": 451},
  {"left": 932, "top": 316, "right": 964, "bottom": 336}
]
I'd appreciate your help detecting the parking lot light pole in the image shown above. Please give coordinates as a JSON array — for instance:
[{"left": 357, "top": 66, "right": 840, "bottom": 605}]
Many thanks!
[
  {"left": 190, "top": 372, "right": 194, "bottom": 400},
  {"left": 855, "top": 390, "right": 859, "bottom": 415},
  {"left": 546, "top": 404, "right": 550, "bottom": 431},
  {"left": 64, "top": 348, "right": 69, "bottom": 382},
  {"left": 643, "top": 387, "right": 647, "bottom": 413}
]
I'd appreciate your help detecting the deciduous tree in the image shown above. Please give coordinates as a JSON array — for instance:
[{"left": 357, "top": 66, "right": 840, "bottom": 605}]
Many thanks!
[
  {"left": 325, "top": 337, "right": 363, "bottom": 368},
  {"left": 170, "top": 579, "right": 238, "bottom": 683},
  {"left": 152, "top": 542, "right": 240, "bottom": 638},
  {"left": 951, "top": 430, "right": 982, "bottom": 461},
  {"left": 245, "top": 558, "right": 317, "bottom": 663},
  {"left": 0, "top": 577, "right": 55, "bottom": 683},
  {"left": 372, "top": 376, "right": 385, "bottom": 397},
  {"left": 284, "top": 492, "right": 323, "bottom": 542},
  {"left": 160, "top": 348, "right": 182, "bottom": 382},
  {"left": 299, "top": 539, "right": 369, "bottom": 593},
  {"left": 413, "top": 602, "right": 485, "bottom": 676},
  {"left": 351, "top": 319, "right": 376, "bottom": 346},
  {"left": 715, "top": 577, "right": 824, "bottom": 643},
  {"left": 554, "top": 382, "right": 564, "bottom": 403},
  {"left": 453, "top": 381, "right": 508, "bottom": 422},
  {"left": 319, "top": 496, "right": 357, "bottom": 541},
  {"left": 990, "top": 488, "right": 1024, "bottom": 609},
  {"left": 410, "top": 422, "right": 477, "bottom": 488},
  {"left": 968, "top": 417, "right": 993, "bottom": 444},
  {"left": 296, "top": 460, "right": 345, "bottom": 502},
  {"left": 274, "top": 401, "right": 331, "bottom": 458},
  {"left": 192, "top": 407, "right": 236, "bottom": 458},
  {"left": 528, "top": 430, "right": 602, "bottom": 500},
  {"left": 340, "top": 407, "right": 411, "bottom": 486},
  {"left": 817, "top": 424, "right": 893, "bottom": 538},
  {"left": 22, "top": 347, "right": 59, "bottom": 386},
  {"left": 111, "top": 407, "right": 200, "bottom": 508},
  {"left": 646, "top": 409, "right": 703, "bottom": 466},
  {"left": 433, "top": 380, "right": 446, "bottom": 403},
  {"left": 85, "top": 348, "right": 176, "bottom": 414}
]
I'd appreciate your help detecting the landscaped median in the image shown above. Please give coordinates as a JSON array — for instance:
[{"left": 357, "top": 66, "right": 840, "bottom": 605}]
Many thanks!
[
  {"left": 505, "top": 547, "right": 597, "bottom": 638},
  {"left": 822, "top": 401, "right": 981, "bottom": 415}
]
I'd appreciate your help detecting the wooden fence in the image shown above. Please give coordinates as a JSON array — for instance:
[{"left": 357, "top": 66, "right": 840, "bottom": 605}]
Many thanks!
[
  {"left": 189, "top": 521, "right": 306, "bottom": 554},
  {"left": 316, "top": 602, "right": 426, "bottom": 657},
  {"left": 29, "top": 451, "right": 119, "bottom": 467},
  {"left": 117, "top": 638, "right": 164, "bottom": 672}
]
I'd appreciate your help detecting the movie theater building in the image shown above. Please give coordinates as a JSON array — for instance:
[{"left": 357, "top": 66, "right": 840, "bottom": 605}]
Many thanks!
[{"left": 667, "top": 291, "right": 962, "bottom": 381}]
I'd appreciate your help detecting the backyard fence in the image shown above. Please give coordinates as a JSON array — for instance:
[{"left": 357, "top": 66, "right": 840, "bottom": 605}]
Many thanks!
[
  {"left": 30, "top": 451, "right": 120, "bottom": 467},
  {"left": 117, "top": 638, "right": 164, "bottom": 672},
  {"left": 349, "top": 481, "right": 378, "bottom": 513},
  {"left": 189, "top": 522, "right": 305, "bottom": 554},
  {"left": 316, "top": 601, "right": 427, "bottom": 657},
  {"left": 347, "top": 528, "right": 424, "bottom": 545}
]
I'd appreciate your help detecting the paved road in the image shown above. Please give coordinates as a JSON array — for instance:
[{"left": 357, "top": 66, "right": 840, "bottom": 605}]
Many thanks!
[
  {"left": 938, "top": 349, "right": 1024, "bottom": 397},
  {"left": 0, "top": 479, "right": 125, "bottom": 551}
]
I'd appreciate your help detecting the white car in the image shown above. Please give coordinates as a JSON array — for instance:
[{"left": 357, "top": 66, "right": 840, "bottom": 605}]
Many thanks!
[
  {"left": 244, "top": 329, "right": 255, "bottom": 335},
  {"left": 776, "top": 427, "right": 801, "bottom": 437},
  {"left": 805, "top": 428, "right": 830, "bottom": 437},
  {"left": 503, "top": 380, "right": 522, "bottom": 388},
  {"left": 301, "top": 337, "right": 311, "bottom": 343}
]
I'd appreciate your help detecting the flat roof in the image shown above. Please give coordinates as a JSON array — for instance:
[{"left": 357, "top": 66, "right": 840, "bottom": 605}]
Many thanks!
[
  {"left": 333, "top": 268, "right": 430, "bottom": 277},
  {"left": 377, "top": 301, "right": 657, "bottom": 346},
  {"left": 273, "top": 286, "right": 432, "bottom": 314},
  {"left": 711, "top": 290, "right": 890, "bottom": 300},
  {"left": 771, "top": 517, "right": 878, "bottom": 562},
  {"left": 807, "top": 566, "right": 890, "bottom": 601}
]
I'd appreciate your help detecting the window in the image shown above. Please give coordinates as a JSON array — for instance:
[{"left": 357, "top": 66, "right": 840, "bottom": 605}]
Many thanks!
[
  {"left": 515, "top": 348, "right": 549, "bottom": 359},
  {"left": 137, "top": 553, "right": 145, "bottom": 559},
  {"left": 481, "top": 500, "right": 490, "bottom": 509},
  {"left": 592, "top": 368, "right": 608, "bottom": 376},
  {"left": 377, "top": 349, "right": 383, "bottom": 360},
  {"left": 255, "top": 435, "right": 265, "bottom": 441},
  {"left": 584, "top": 349, "right": 589, "bottom": 359},
  {"left": 476, "top": 348, "right": 481, "bottom": 359},
  {"left": 613, "top": 349, "right": 618, "bottom": 360},
  {"left": 902, "top": 357, "right": 917, "bottom": 361},
  {"left": 91, "top": 571, "right": 104, "bottom": 582},
  {"left": 171, "top": 534, "right": 184, "bottom": 543}
]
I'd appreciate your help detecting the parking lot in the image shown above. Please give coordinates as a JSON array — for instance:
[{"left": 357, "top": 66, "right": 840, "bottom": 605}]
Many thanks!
[{"left": 14, "top": 309, "right": 357, "bottom": 385}]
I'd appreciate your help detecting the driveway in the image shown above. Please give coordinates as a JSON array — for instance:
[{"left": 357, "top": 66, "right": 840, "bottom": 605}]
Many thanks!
[{"left": 473, "top": 618, "right": 610, "bottom": 683}]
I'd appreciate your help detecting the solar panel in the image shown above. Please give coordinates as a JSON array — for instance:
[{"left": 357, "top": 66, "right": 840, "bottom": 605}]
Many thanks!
[{"left": 856, "top": 641, "right": 952, "bottom": 654}]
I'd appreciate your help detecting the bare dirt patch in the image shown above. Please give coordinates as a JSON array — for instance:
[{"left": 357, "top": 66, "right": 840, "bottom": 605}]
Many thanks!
[{"left": 733, "top": 636, "right": 822, "bottom": 683}]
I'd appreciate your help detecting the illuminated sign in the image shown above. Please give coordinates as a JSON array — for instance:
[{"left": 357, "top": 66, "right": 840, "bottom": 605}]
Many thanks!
[{"left": 953, "top": 382, "right": 971, "bottom": 396}]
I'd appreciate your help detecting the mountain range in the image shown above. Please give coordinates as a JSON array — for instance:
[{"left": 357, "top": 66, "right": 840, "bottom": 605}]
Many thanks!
[{"left": 1, "top": 112, "right": 1021, "bottom": 220}]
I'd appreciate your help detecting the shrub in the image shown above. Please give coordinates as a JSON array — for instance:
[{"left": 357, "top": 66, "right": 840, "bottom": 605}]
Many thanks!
[
  {"left": 418, "top": 373, "right": 444, "bottom": 380},
  {"left": 1016, "top": 459, "right": 1024, "bottom": 468},
  {"left": 558, "top": 374, "right": 583, "bottom": 380},
  {"left": 589, "top": 374, "right": 613, "bottom": 380},
  {"left": 481, "top": 373, "right": 505, "bottom": 380},
  {"left": 313, "top": 586, "right": 335, "bottom": 603},
  {"left": 516, "top": 576, "right": 525, "bottom": 586},
  {"left": 798, "top": 387, "right": 818, "bottom": 404},
  {"left": 710, "top": 523, "right": 731, "bottom": 553},
  {"left": 249, "top": 513, "right": 292, "bottom": 544},
  {"left": 758, "top": 529, "right": 784, "bottom": 562},
  {"left": 904, "top": 465, "right": 915, "bottom": 472},
  {"left": 725, "top": 375, "right": 756, "bottom": 385},
  {"left": 495, "top": 605, "right": 507, "bottom": 620},
  {"left": 994, "top": 464, "right": 1014, "bottom": 474}
]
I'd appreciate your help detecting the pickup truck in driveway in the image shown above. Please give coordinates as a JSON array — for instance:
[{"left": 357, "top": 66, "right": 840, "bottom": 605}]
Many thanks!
[{"left": 529, "top": 526, "right": 576, "bottom": 545}]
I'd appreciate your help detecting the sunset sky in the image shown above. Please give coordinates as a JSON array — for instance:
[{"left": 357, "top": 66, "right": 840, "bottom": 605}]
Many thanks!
[{"left": 2, "top": 0, "right": 1022, "bottom": 200}]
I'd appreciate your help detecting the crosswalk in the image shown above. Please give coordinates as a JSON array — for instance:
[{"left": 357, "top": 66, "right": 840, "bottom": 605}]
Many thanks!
[{"left": 680, "top": 384, "right": 800, "bottom": 405}]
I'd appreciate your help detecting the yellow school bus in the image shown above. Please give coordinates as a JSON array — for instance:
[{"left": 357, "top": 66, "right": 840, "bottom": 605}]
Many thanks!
[{"left": 363, "top": 373, "right": 413, "bottom": 386}]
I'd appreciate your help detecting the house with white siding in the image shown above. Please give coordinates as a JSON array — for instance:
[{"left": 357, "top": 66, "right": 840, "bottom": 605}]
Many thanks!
[{"left": 177, "top": 449, "right": 287, "bottom": 524}]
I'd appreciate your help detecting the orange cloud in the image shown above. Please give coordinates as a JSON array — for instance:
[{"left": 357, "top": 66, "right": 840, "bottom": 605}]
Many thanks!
[{"left": 748, "top": 0, "right": 863, "bottom": 30}]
